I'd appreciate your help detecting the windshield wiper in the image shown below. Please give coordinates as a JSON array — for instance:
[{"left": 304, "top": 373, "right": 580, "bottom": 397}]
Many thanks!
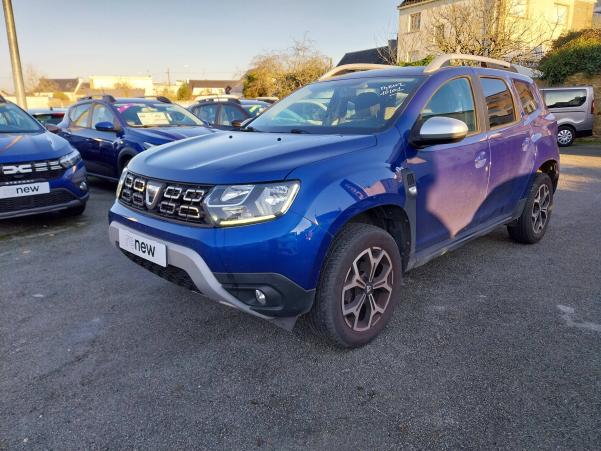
[{"left": 290, "top": 128, "right": 310, "bottom": 134}]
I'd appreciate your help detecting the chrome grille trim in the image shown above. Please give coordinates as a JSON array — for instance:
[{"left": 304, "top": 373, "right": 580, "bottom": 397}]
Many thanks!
[{"left": 118, "top": 172, "right": 212, "bottom": 226}]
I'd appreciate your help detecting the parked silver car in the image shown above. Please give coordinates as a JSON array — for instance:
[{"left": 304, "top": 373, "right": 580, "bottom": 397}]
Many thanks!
[{"left": 540, "top": 86, "right": 594, "bottom": 146}]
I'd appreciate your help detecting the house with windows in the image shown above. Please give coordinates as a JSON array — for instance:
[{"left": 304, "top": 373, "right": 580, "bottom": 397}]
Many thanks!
[{"left": 397, "top": 0, "right": 596, "bottom": 63}]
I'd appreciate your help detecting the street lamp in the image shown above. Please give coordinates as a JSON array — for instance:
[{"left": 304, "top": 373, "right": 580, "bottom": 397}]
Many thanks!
[{"left": 2, "top": 0, "right": 27, "bottom": 108}]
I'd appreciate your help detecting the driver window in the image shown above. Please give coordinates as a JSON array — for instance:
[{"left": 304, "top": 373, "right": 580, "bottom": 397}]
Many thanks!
[
  {"left": 195, "top": 104, "right": 218, "bottom": 124},
  {"left": 420, "top": 78, "right": 477, "bottom": 132},
  {"left": 220, "top": 105, "right": 246, "bottom": 126},
  {"left": 91, "top": 104, "right": 117, "bottom": 129}
]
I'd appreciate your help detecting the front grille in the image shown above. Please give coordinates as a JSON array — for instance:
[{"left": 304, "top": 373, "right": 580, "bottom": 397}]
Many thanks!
[
  {"left": 118, "top": 171, "right": 213, "bottom": 226},
  {"left": 0, "top": 189, "right": 75, "bottom": 213},
  {"left": 121, "top": 249, "right": 200, "bottom": 292},
  {"left": 0, "top": 159, "right": 65, "bottom": 184}
]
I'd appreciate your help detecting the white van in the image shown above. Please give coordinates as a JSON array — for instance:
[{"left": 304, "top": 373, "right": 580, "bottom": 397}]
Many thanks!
[{"left": 540, "top": 86, "right": 595, "bottom": 146}]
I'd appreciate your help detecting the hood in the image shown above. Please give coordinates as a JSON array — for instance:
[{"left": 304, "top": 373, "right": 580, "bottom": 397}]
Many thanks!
[
  {"left": 132, "top": 126, "right": 213, "bottom": 143},
  {"left": 0, "top": 131, "right": 73, "bottom": 163},
  {"left": 127, "top": 131, "right": 377, "bottom": 184}
]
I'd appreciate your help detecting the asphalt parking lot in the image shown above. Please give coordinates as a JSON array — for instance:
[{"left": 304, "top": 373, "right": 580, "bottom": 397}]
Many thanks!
[{"left": 1, "top": 146, "right": 600, "bottom": 450}]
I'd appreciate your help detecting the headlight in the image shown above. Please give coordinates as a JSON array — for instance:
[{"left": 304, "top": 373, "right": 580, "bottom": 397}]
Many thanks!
[
  {"left": 59, "top": 150, "right": 81, "bottom": 168},
  {"left": 205, "top": 181, "right": 300, "bottom": 226},
  {"left": 116, "top": 169, "right": 128, "bottom": 198}
]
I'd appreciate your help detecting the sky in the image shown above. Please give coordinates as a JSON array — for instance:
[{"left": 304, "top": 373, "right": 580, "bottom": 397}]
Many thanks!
[{"left": 0, "top": 0, "right": 400, "bottom": 91}]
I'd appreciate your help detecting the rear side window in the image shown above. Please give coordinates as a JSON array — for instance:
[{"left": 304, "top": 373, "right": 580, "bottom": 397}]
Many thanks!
[
  {"left": 514, "top": 80, "right": 538, "bottom": 115},
  {"left": 542, "top": 89, "right": 587, "bottom": 108},
  {"left": 481, "top": 78, "right": 516, "bottom": 127},
  {"left": 420, "top": 77, "right": 477, "bottom": 132}
]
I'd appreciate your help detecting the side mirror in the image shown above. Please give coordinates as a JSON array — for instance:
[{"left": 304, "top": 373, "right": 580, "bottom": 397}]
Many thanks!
[
  {"left": 95, "top": 121, "right": 116, "bottom": 132},
  {"left": 412, "top": 116, "right": 468, "bottom": 147},
  {"left": 231, "top": 118, "right": 252, "bottom": 129},
  {"left": 46, "top": 124, "right": 60, "bottom": 134}
]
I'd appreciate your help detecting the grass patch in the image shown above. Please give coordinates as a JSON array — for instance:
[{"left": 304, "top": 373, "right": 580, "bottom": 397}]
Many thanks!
[{"left": 574, "top": 137, "right": 601, "bottom": 146}]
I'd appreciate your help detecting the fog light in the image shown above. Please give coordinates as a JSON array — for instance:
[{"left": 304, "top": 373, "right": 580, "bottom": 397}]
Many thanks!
[
  {"left": 255, "top": 289, "right": 266, "bottom": 305},
  {"left": 79, "top": 181, "right": 88, "bottom": 191}
]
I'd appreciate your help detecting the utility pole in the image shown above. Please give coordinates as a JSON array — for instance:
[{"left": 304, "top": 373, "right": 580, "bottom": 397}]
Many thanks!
[{"left": 2, "top": 0, "right": 26, "bottom": 107}]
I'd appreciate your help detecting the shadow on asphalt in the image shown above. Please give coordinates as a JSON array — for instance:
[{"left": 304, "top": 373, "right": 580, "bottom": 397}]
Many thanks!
[{"left": 561, "top": 144, "right": 601, "bottom": 157}]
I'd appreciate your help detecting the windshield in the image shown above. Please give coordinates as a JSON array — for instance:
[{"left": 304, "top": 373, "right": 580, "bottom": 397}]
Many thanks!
[
  {"left": 115, "top": 102, "right": 204, "bottom": 127},
  {"left": 242, "top": 103, "right": 268, "bottom": 118},
  {"left": 0, "top": 103, "right": 44, "bottom": 133},
  {"left": 249, "top": 76, "right": 422, "bottom": 134}
]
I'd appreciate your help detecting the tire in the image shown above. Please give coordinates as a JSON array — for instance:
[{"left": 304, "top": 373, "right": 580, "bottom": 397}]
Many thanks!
[
  {"left": 64, "top": 203, "right": 86, "bottom": 217},
  {"left": 507, "top": 173, "right": 553, "bottom": 244},
  {"left": 557, "top": 125, "right": 575, "bottom": 147},
  {"left": 307, "top": 223, "right": 402, "bottom": 348}
]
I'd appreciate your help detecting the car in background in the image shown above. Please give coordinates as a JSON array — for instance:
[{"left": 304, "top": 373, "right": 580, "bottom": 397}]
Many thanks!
[
  {"left": 57, "top": 95, "right": 212, "bottom": 180},
  {"left": 188, "top": 97, "right": 269, "bottom": 130},
  {"left": 29, "top": 108, "right": 67, "bottom": 127},
  {"left": 109, "top": 55, "right": 559, "bottom": 347},
  {"left": 0, "top": 96, "right": 88, "bottom": 219},
  {"left": 540, "top": 86, "right": 594, "bottom": 146}
]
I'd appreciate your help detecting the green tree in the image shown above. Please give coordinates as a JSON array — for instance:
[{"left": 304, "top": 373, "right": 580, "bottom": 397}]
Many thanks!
[
  {"left": 243, "top": 37, "right": 331, "bottom": 98},
  {"left": 538, "top": 29, "right": 601, "bottom": 84},
  {"left": 176, "top": 82, "right": 192, "bottom": 101}
]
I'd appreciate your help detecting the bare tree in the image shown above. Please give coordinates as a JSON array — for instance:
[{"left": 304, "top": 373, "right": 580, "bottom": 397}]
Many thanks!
[
  {"left": 376, "top": 40, "right": 399, "bottom": 65},
  {"left": 24, "top": 64, "right": 42, "bottom": 94},
  {"left": 424, "top": 0, "right": 560, "bottom": 64}
]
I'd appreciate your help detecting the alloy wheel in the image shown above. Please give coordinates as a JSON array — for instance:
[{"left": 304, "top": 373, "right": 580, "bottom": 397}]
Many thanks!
[
  {"left": 532, "top": 184, "right": 551, "bottom": 234},
  {"left": 557, "top": 129, "right": 573, "bottom": 146},
  {"left": 341, "top": 247, "right": 393, "bottom": 332}
]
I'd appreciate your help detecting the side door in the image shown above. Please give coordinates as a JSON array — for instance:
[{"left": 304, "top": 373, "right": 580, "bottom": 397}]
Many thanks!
[
  {"left": 60, "top": 103, "right": 94, "bottom": 165},
  {"left": 405, "top": 76, "right": 491, "bottom": 252},
  {"left": 87, "top": 102, "right": 121, "bottom": 177},
  {"left": 219, "top": 104, "right": 248, "bottom": 130},
  {"left": 192, "top": 103, "right": 219, "bottom": 128},
  {"left": 478, "top": 77, "right": 534, "bottom": 222}
]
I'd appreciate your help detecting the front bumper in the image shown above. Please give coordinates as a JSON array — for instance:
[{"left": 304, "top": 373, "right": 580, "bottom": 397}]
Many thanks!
[
  {"left": 0, "top": 161, "right": 88, "bottom": 220},
  {"left": 0, "top": 190, "right": 88, "bottom": 219},
  {"left": 108, "top": 220, "right": 315, "bottom": 329}
]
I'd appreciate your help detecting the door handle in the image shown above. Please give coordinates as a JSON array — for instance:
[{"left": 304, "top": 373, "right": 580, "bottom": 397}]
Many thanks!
[{"left": 474, "top": 152, "right": 488, "bottom": 169}]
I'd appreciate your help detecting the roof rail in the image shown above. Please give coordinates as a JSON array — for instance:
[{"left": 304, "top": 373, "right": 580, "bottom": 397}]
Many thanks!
[
  {"left": 78, "top": 94, "right": 117, "bottom": 103},
  {"left": 424, "top": 54, "right": 517, "bottom": 73},
  {"left": 319, "top": 63, "right": 396, "bottom": 80},
  {"left": 142, "top": 95, "right": 172, "bottom": 104}
]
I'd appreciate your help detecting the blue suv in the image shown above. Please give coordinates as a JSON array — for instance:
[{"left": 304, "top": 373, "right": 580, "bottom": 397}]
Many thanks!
[
  {"left": 109, "top": 55, "right": 559, "bottom": 347},
  {"left": 58, "top": 96, "right": 211, "bottom": 180},
  {"left": 0, "top": 96, "right": 88, "bottom": 219}
]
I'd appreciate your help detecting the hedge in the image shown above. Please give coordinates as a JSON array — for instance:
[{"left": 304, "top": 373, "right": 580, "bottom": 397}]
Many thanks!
[{"left": 539, "top": 29, "right": 601, "bottom": 84}]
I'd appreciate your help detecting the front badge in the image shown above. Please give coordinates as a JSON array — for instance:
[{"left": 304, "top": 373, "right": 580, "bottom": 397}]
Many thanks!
[{"left": 145, "top": 181, "right": 164, "bottom": 209}]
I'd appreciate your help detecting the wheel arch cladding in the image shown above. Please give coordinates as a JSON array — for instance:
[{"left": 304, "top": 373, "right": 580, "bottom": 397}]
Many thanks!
[
  {"left": 538, "top": 159, "right": 559, "bottom": 192},
  {"left": 118, "top": 148, "right": 137, "bottom": 170},
  {"left": 318, "top": 201, "right": 412, "bottom": 279}
]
